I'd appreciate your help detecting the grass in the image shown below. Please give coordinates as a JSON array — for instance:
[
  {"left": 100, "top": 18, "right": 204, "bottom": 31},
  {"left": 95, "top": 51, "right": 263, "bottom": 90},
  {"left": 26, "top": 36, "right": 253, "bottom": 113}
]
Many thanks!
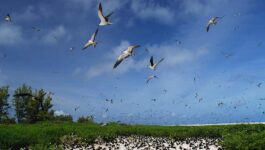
[{"left": 1, "top": 122, "right": 265, "bottom": 149}]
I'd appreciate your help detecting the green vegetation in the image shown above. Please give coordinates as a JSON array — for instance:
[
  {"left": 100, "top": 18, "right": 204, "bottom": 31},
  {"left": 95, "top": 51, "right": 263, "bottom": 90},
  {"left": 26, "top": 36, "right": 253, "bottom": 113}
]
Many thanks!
[
  {"left": 0, "top": 86, "right": 15, "bottom": 124},
  {"left": 1, "top": 122, "right": 265, "bottom": 149},
  {"left": 1, "top": 84, "right": 265, "bottom": 149}
]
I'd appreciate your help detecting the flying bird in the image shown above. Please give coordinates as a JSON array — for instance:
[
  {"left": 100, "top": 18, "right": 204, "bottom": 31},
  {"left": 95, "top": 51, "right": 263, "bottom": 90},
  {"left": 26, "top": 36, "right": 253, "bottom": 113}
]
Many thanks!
[
  {"left": 257, "top": 83, "right": 262, "bottom": 88},
  {"left": 233, "top": 12, "right": 241, "bottom": 17},
  {"left": 74, "top": 106, "right": 80, "bottom": 111},
  {"left": 221, "top": 51, "right": 234, "bottom": 59},
  {"left": 146, "top": 75, "right": 158, "bottom": 84},
  {"left": 83, "top": 28, "right": 99, "bottom": 50},
  {"left": 149, "top": 56, "right": 164, "bottom": 70},
  {"left": 32, "top": 27, "right": 41, "bottom": 32},
  {"left": 98, "top": 2, "right": 114, "bottom": 26},
  {"left": 206, "top": 16, "right": 223, "bottom": 32},
  {"left": 151, "top": 98, "right": 157, "bottom": 102},
  {"left": 195, "top": 92, "right": 199, "bottom": 99},
  {"left": 4, "top": 14, "right": 11, "bottom": 22},
  {"left": 113, "top": 45, "right": 140, "bottom": 69},
  {"left": 69, "top": 47, "right": 75, "bottom": 51},
  {"left": 175, "top": 40, "right": 182, "bottom": 45}
]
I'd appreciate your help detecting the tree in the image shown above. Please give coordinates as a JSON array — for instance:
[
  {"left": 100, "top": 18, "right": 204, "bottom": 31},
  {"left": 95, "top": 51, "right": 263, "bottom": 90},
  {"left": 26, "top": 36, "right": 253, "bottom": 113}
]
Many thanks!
[
  {"left": 0, "top": 86, "right": 10, "bottom": 123},
  {"left": 13, "top": 84, "right": 54, "bottom": 123},
  {"left": 13, "top": 84, "right": 32, "bottom": 123}
]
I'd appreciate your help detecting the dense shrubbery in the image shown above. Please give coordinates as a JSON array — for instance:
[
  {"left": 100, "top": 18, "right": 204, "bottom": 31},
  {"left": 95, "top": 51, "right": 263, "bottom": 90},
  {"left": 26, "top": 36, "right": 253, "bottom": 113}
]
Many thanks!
[
  {"left": 77, "top": 116, "right": 94, "bottom": 123},
  {"left": 1, "top": 123, "right": 265, "bottom": 149}
]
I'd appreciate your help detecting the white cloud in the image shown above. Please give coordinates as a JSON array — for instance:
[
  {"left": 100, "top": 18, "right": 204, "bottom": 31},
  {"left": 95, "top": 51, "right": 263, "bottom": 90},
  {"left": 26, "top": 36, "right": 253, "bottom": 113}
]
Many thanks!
[
  {"left": 14, "top": 5, "right": 53, "bottom": 22},
  {"left": 0, "top": 23, "right": 23, "bottom": 46},
  {"left": 179, "top": 0, "right": 207, "bottom": 16},
  {"left": 15, "top": 6, "right": 39, "bottom": 21},
  {"left": 130, "top": 0, "right": 175, "bottom": 24},
  {"left": 54, "top": 110, "right": 69, "bottom": 116},
  {"left": 85, "top": 63, "right": 112, "bottom": 79},
  {"left": 42, "top": 25, "right": 69, "bottom": 44},
  {"left": 147, "top": 42, "right": 208, "bottom": 67},
  {"left": 66, "top": 0, "right": 126, "bottom": 12}
]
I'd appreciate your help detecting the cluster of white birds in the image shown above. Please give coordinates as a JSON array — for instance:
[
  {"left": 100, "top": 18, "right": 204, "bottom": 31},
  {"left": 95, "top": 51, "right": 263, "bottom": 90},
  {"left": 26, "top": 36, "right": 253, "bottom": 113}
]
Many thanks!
[{"left": 81, "top": 136, "right": 222, "bottom": 150}]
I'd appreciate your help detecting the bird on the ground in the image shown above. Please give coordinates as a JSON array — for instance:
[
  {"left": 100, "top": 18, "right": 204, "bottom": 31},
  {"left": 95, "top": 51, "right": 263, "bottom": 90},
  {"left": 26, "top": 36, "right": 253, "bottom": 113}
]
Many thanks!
[
  {"left": 149, "top": 56, "right": 164, "bottom": 70},
  {"left": 113, "top": 45, "right": 140, "bottom": 69},
  {"left": 98, "top": 2, "right": 114, "bottom": 26},
  {"left": 206, "top": 16, "right": 223, "bottom": 32},
  {"left": 83, "top": 28, "right": 99, "bottom": 50},
  {"left": 146, "top": 75, "right": 158, "bottom": 84}
]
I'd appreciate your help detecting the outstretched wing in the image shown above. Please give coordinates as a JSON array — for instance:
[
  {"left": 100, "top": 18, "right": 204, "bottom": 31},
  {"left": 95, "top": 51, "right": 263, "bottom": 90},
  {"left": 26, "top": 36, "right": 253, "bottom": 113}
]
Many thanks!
[
  {"left": 98, "top": 3, "right": 106, "bottom": 22},
  {"left": 106, "top": 12, "right": 114, "bottom": 19},
  {"left": 113, "top": 54, "right": 126, "bottom": 69},
  {"left": 157, "top": 58, "right": 164, "bottom": 66},
  {"left": 150, "top": 56, "right": 154, "bottom": 66},
  {"left": 91, "top": 28, "right": 99, "bottom": 41},
  {"left": 146, "top": 76, "right": 153, "bottom": 84},
  {"left": 206, "top": 24, "right": 211, "bottom": 32}
]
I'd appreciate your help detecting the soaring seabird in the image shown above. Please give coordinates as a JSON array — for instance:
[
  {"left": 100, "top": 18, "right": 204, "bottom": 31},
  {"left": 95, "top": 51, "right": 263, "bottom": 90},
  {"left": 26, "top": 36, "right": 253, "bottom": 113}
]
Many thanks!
[
  {"left": 32, "top": 27, "right": 41, "bottom": 32},
  {"left": 146, "top": 75, "right": 158, "bottom": 84},
  {"left": 206, "top": 16, "right": 223, "bottom": 32},
  {"left": 257, "top": 83, "right": 262, "bottom": 88},
  {"left": 149, "top": 56, "right": 164, "bottom": 70},
  {"left": 221, "top": 51, "right": 233, "bottom": 58},
  {"left": 74, "top": 106, "right": 80, "bottom": 111},
  {"left": 83, "top": 28, "right": 99, "bottom": 50},
  {"left": 4, "top": 14, "right": 11, "bottom": 22},
  {"left": 113, "top": 45, "right": 140, "bottom": 69},
  {"left": 98, "top": 2, "right": 114, "bottom": 26}
]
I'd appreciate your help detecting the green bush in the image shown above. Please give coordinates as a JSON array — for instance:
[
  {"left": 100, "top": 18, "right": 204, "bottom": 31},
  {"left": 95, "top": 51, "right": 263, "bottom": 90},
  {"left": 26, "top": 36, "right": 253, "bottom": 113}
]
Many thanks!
[{"left": 1, "top": 123, "right": 265, "bottom": 149}]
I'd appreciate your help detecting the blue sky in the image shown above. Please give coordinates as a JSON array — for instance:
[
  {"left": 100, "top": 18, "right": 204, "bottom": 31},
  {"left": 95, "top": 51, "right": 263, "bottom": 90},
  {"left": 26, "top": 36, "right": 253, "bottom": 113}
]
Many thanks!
[{"left": 1, "top": 0, "right": 265, "bottom": 125}]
